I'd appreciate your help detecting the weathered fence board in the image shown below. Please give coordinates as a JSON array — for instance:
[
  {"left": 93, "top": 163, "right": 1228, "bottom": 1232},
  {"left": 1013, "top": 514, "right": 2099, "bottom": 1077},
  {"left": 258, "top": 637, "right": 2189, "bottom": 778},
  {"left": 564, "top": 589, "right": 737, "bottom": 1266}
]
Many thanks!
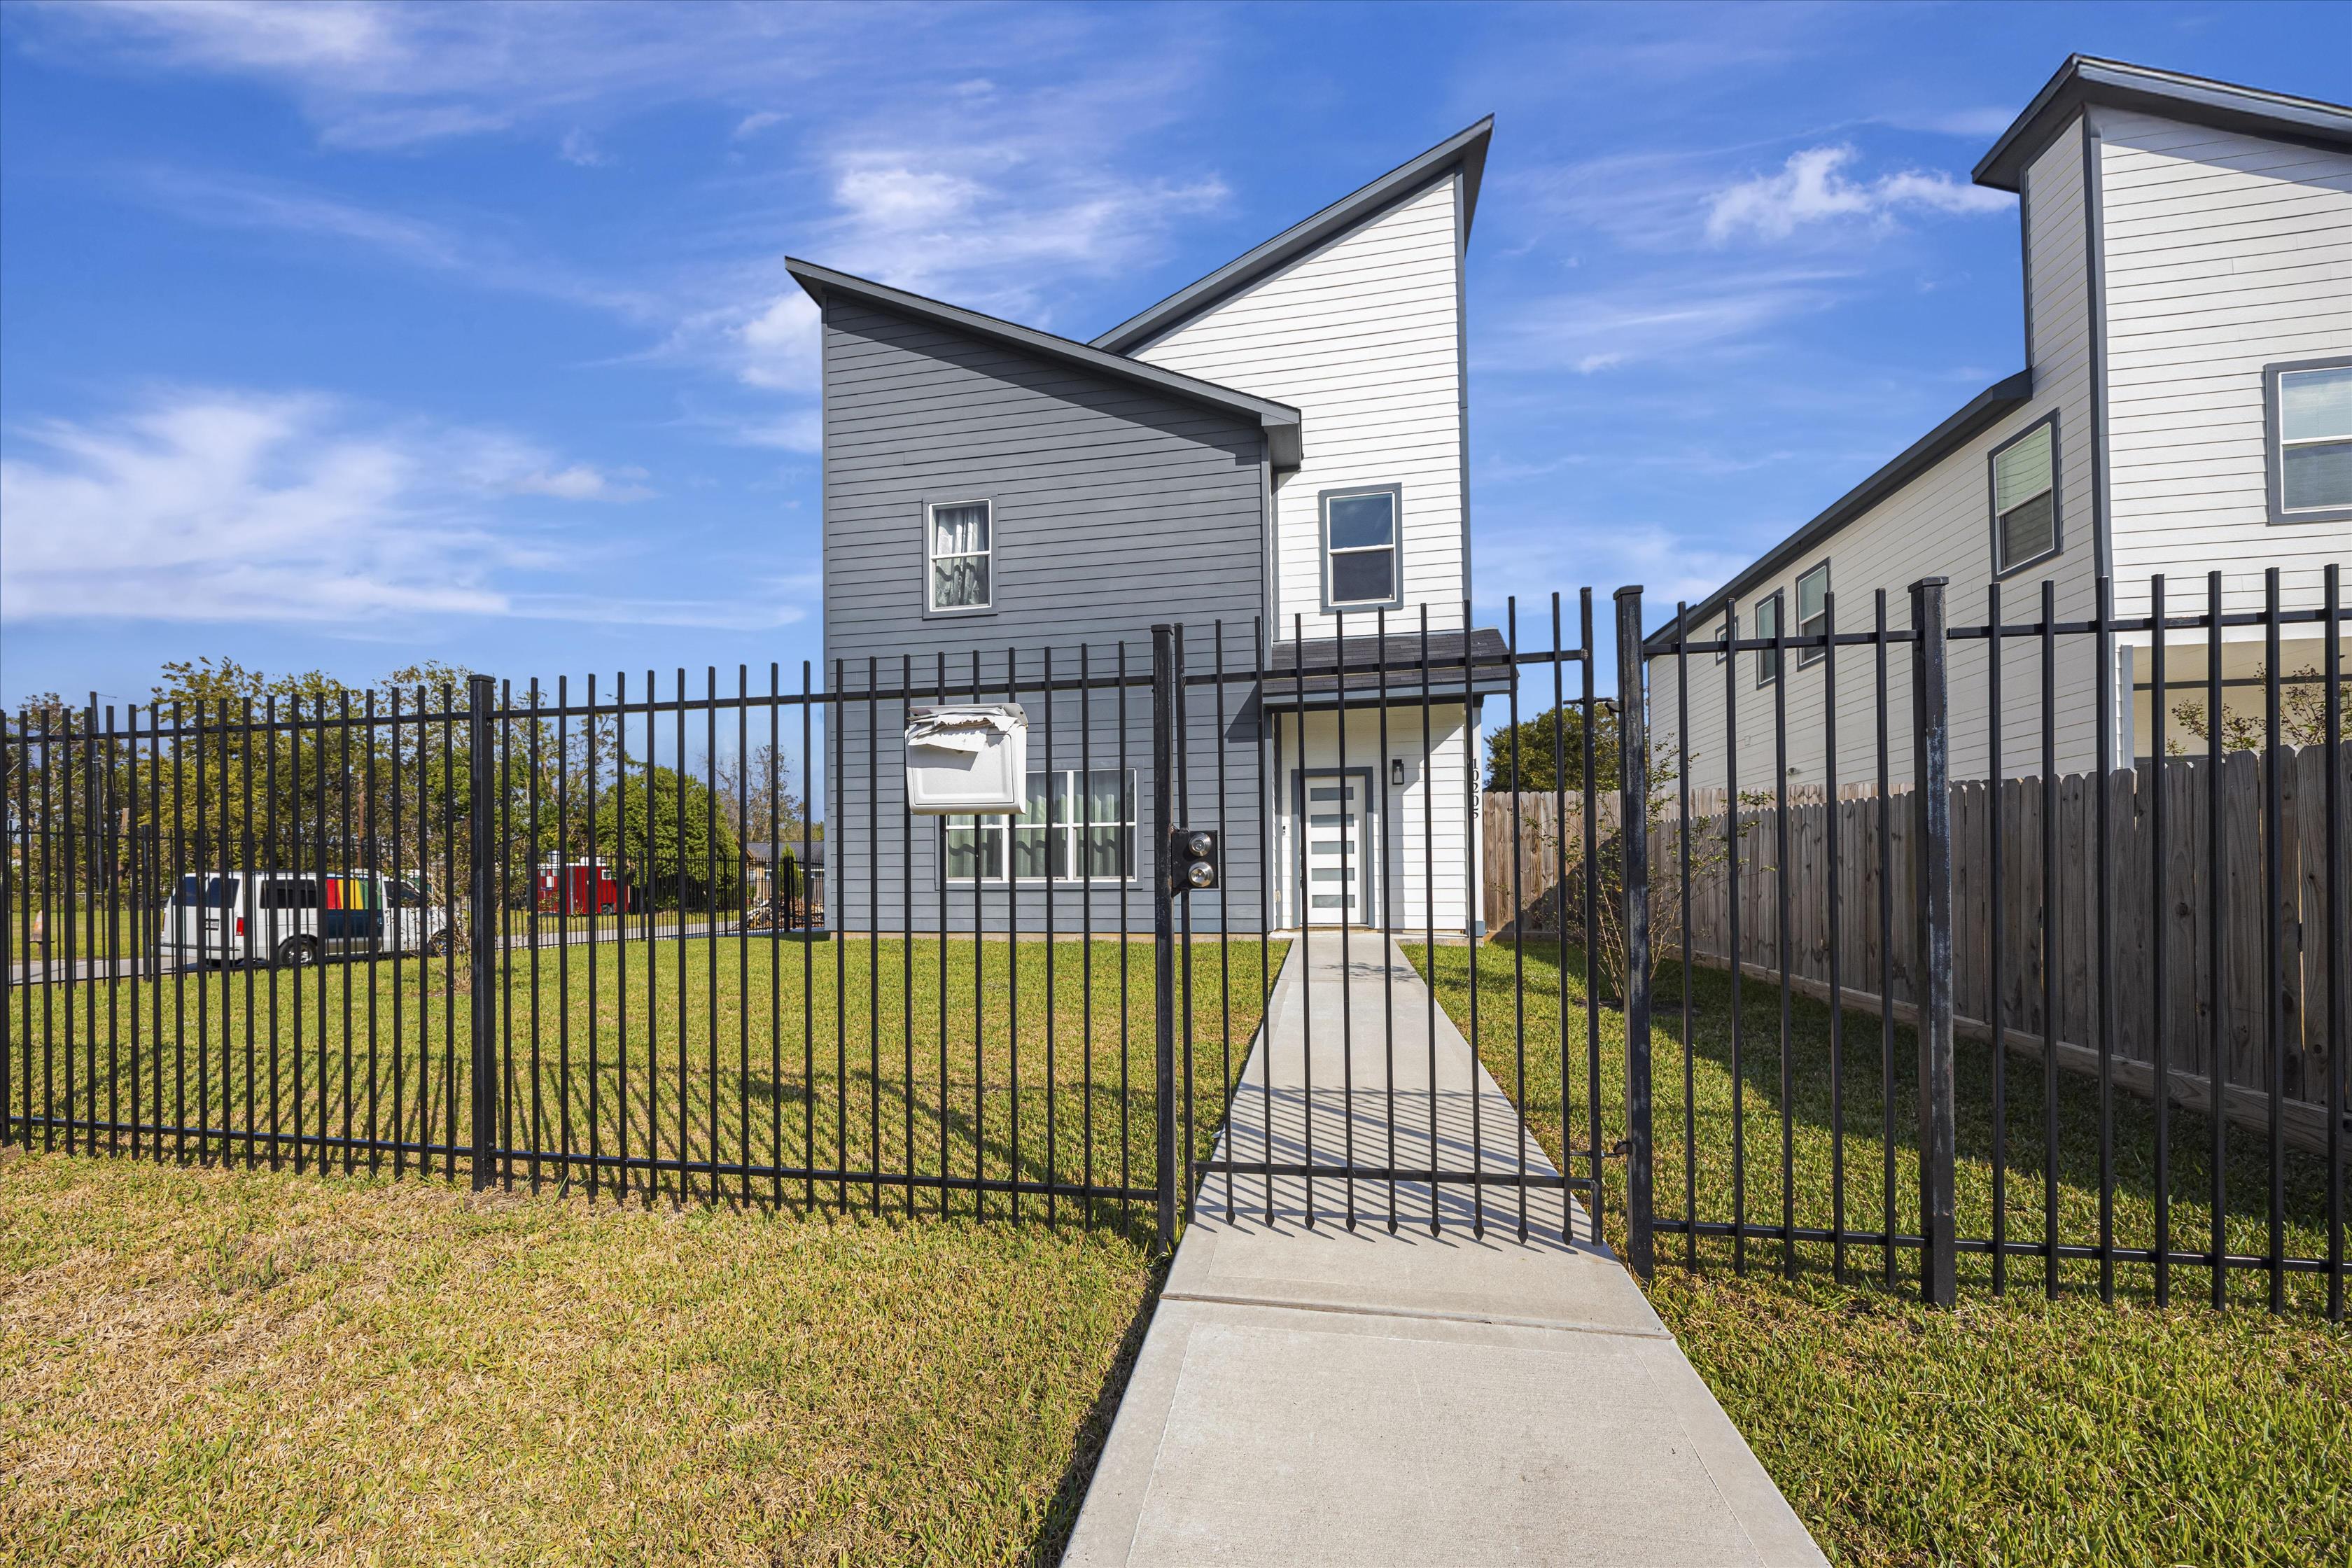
[{"left": 1484, "top": 743, "right": 2347, "bottom": 1147}]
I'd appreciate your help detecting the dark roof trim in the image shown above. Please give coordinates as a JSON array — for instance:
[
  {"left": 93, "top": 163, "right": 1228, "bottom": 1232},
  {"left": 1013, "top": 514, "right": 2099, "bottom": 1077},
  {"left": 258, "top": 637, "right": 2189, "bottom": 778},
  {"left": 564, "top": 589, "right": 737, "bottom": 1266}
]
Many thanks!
[
  {"left": 1975, "top": 55, "right": 2352, "bottom": 192},
  {"left": 1264, "top": 626, "right": 1514, "bottom": 705},
  {"left": 1089, "top": 117, "right": 1494, "bottom": 356},
  {"left": 1643, "top": 371, "right": 2036, "bottom": 656},
  {"left": 784, "top": 258, "right": 1304, "bottom": 468}
]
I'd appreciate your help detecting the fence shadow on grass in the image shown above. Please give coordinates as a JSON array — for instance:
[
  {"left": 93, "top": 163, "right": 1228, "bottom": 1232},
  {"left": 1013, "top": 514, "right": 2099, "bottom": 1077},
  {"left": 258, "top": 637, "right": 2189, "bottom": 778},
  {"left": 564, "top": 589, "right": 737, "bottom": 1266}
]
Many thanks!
[{"left": 1412, "top": 939, "right": 2341, "bottom": 1312}]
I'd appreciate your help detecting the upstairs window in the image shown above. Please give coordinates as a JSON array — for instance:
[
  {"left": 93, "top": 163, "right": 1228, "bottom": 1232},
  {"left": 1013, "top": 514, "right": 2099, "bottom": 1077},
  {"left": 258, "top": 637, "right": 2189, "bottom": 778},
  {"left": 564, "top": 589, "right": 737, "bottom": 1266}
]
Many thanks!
[
  {"left": 1754, "top": 590, "right": 1784, "bottom": 687},
  {"left": 1989, "top": 416, "right": 2059, "bottom": 575},
  {"left": 2268, "top": 358, "right": 2352, "bottom": 523},
  {"left": 1795, "top": 560, "right": 1830, "bottom": 667},
  {"left": 1321, "top": 485, "right": 1403, "bottom": 612},
  {"left": 1714, "top": 610, "right": 1736, "bottom": 664},
  {"left": 928, "top": 500, "right": 992, "bottom": 612}
]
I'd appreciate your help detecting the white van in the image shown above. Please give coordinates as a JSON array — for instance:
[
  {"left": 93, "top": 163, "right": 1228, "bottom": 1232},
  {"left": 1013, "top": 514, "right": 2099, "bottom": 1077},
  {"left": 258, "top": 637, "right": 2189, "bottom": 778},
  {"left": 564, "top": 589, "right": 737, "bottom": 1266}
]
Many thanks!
[{"left": 162, "top": 871, "right": 451, "bottom": 969}]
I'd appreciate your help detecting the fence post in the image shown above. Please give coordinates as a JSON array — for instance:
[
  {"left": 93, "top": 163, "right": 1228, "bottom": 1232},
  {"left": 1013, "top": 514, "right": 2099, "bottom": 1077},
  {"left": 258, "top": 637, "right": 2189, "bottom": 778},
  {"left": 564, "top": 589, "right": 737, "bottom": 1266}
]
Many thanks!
[
  {"left": 1, "top": 716, "right": 12, "bottom": 1149},
  {"left": 1151, "top": 624, "right": 1180, "bottom": 1254},
  {"left": 467, "top": 674, "right": 498, "bottom": 1194},
  {"left": 1614, "top": 587, "right": 1654, "bottom": 1276},
  {"left": 1907, "top": 578, "right": 1957, "bottom": 1306}
]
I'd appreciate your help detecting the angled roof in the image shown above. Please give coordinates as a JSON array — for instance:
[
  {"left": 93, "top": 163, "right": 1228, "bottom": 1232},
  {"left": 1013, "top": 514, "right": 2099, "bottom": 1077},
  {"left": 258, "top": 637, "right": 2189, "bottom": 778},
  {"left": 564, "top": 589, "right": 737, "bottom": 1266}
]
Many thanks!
[
  {"left": 1641, "top": 372, "right": 2036, "bottom": 657},
  {"left": 784, "top": 258, "right": 1304, "bottom": 468},
  {"left": 1090, "top": 117, "right": 1494, "bottom": 356},
  {"left": 1975, "top": 55, "right": 2352, "bottom": 192}
]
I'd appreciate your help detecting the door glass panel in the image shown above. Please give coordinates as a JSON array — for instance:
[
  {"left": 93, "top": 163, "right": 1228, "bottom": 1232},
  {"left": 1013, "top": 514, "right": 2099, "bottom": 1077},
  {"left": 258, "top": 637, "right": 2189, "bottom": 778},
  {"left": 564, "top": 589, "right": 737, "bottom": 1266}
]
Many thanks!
[{"left": 1300, "top": 774, "right": 1369, "bottom": 925}]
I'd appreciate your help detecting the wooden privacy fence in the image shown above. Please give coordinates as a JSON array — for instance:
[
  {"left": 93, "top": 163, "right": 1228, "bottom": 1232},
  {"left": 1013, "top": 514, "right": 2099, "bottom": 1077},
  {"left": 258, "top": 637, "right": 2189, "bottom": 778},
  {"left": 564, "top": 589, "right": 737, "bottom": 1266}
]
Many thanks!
[
  {"left": 1480, "top": 788, "right": 1620, "bottom": 940},
  {"left": 1484, "top": 743, "right": 2348, "bottom": 1152}
]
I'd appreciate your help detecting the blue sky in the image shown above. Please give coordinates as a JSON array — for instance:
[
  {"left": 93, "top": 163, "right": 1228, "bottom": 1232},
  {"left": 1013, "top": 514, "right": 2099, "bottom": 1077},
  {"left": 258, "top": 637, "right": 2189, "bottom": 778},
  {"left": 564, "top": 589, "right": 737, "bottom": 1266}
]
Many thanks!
[{"left": 3, "top": 0, "right": 2345, "bottom": 711}]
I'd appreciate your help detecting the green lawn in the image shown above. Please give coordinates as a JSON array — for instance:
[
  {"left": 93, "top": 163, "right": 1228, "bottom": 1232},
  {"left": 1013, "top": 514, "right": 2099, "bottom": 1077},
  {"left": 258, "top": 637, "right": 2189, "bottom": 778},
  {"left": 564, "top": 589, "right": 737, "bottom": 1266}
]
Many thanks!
[
  {"left": 0, "top": 1149, "right": 1151, "bottom": 1567},
  {"left": 1407, "top": 939, "right": 2352, "bottom": 1567},
  {"left": 10, "top": 934, "right": 2347, "bottom": 1564},
  {"left": 1, "top": 936, "right": 1280, "bottom": 1566},
  {"left": 8, "top": 934, "right": 1281, "bottom": 1235}
]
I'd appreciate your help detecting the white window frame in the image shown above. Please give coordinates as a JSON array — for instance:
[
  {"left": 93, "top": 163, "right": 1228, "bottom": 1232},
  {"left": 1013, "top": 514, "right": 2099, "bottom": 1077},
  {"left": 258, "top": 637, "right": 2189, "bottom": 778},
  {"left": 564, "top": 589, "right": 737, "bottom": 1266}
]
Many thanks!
[
  {"left": 1987, "top": 414, "right": 2062, "bottom": 578},
  {"left": 1795, "top": 560, "right": 1830, "bottom": 668},
  {"left": 1318, "top": 484, "right": 1404, "bottom": 613},
  {"left": 925, "top": 498, "right": 993, "bottom": 615},
  {"left": 941, "top": 769, "right": 1137, "bottom": 886},
  {"left": 2265, "top": 356, "right": 2352, "bottom": 526},
  {"left": 1754, "top": 590, "right": 1784, "bottom": 688}
]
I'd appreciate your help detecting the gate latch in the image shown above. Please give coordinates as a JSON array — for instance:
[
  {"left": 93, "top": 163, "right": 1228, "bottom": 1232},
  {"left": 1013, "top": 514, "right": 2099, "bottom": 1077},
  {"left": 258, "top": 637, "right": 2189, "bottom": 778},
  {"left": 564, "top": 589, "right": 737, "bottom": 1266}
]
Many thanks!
[{"left": 1170, "top": 830, "right": 1219, "bottom": 894}]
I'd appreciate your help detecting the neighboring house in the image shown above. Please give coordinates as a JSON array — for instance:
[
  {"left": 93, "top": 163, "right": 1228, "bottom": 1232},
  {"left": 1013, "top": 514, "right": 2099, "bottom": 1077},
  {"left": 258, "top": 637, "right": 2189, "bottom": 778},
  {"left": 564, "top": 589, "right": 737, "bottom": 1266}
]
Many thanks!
[
  {"left": 795, "top": 120, "right": 1504, "bottom": 934},
  {"left": 1649, "top": 57, "right": 2352, "bottom": 792}
]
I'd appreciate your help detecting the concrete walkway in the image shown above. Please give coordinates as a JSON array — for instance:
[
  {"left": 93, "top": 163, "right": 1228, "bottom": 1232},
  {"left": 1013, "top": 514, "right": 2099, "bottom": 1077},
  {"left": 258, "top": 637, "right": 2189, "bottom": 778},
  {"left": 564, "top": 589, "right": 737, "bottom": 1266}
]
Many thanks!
[{"left": 1063, "top": 932, "right": 1826, "bottom": 1568}]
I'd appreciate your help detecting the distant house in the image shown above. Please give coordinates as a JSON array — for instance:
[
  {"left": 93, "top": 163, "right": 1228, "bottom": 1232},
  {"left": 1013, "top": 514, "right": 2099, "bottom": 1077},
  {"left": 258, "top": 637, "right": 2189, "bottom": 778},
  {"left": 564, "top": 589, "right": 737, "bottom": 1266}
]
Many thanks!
[
  {"left": 1648, "top": 57, "right": 2352, "bottom": 790},
  {"left": 793, "top": 120, "right": 1504, "bottom": 934}
]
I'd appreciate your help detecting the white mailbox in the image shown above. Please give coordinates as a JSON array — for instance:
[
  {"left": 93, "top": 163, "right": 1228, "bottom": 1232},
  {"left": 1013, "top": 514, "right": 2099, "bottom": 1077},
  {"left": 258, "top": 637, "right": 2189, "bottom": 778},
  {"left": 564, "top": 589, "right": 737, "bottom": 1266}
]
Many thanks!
[{"left": 904, "top": 704, "right": 1028, "bottom": 815}]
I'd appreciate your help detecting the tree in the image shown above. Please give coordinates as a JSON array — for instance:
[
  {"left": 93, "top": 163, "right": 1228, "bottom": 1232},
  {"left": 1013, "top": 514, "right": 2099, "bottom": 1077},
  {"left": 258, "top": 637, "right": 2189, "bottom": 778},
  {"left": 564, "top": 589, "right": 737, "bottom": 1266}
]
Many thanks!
[
  {"left": 592, "top": 765, "right": 742, "bottom": 910},
  {"left": 1485, "top": 701, "right": 1621, "bottom": 792},
  {"left": 713, "top": 741, "right": 808, "bottom": 848},
  {"left": 2167, "top": 667, "right": 2339, "bottom": 752}
]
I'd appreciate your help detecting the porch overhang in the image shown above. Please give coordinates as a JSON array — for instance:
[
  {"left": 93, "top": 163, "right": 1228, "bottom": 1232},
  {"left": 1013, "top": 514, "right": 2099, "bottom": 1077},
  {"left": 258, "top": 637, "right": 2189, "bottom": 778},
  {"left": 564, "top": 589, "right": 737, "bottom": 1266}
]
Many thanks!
[{"left": 1261, "top": 627, "right": 1515, "bottom": 709}]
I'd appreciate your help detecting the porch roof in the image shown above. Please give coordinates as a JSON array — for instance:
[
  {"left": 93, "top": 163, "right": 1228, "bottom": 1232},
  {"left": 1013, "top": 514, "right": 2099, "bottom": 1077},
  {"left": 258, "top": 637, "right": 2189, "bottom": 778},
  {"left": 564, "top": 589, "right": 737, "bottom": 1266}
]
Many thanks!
[{"left": 1260, "top": 626, "right": 1515, "bottom": 708}]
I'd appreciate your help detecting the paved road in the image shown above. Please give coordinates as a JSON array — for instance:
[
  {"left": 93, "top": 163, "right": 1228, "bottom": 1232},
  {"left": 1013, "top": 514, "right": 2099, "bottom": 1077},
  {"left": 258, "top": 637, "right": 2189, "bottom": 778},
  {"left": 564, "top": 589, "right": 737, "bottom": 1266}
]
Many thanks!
[{"left": 1061, "top": 932, "right": 1826, "bottom": 1568}]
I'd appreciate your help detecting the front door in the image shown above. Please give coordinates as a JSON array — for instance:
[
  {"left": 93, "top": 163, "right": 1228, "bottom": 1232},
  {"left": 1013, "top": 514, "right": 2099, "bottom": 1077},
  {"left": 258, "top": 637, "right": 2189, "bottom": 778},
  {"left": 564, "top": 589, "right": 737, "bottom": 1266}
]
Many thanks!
[{"left": 1296, "top": 768, "right": 1373, "bottom": 926}]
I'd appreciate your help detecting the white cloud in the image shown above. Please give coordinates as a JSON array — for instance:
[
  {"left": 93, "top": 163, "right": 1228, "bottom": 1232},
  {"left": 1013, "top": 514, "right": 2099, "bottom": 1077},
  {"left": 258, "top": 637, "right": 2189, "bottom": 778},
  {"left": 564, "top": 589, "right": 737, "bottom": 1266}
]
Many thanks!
[
  {"left": 724, "top": 411, "right": 825, "bottom": 454},
  {"left": 1489, "top": 271, "right": 1853, "bottom": 374},
  {"left": 126, "top": 167, "right": 663, "bottom": 321},
  {"left": 1705, "top": 145, "right": 2008, "bottom": 244},
  {"left": 0, "top": 389, "right": 650, "bottom": 624},
  {"left": 22, "top": 1, "right": 983, "bottom": 155},
  {"left": 1885, "top": 106, "right": 2016, "bottom": 138},
  {"left": 557, "top": 127, "right": 610, "bottom": 167},
  {"left": 511, "top": 463, "right": 652, "bottom": 501},
  {"left": 732, "top": 109, "right": 785, "bottom": 141},
  {"left": 1474, "top": 520, "right": 1749, "bottom": 618}
]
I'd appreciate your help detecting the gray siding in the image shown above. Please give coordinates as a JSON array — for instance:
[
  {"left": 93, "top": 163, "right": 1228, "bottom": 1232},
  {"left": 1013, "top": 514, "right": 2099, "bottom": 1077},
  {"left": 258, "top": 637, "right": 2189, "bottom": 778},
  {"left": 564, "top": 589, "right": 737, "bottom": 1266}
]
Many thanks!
[{"left": 820, "top": 297, "right": 1272, "bottom": 932}]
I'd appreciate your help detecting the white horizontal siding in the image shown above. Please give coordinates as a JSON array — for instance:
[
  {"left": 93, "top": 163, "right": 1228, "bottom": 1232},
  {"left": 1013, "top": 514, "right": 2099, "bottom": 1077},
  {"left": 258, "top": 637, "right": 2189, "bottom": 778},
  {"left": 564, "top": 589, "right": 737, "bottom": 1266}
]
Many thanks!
[
  {"left": 1271, "top": 705, "right": 1479, "bottom": 934},
  {"left": 2099, "top": 106, "right": 2352, "bottom": 620},
  {"left": 1130, "top": 175, "right": 1468, "bottom": 640}
]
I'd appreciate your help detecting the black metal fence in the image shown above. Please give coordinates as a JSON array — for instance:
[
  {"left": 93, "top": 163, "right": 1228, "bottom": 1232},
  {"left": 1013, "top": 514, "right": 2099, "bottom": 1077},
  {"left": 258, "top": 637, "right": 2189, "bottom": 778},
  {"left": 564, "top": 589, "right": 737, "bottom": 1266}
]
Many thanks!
[
  {"left": 4, "top": 571, "right": 2342, "bottom": 1320},
  {"left": 1642, "top": 566, "right": 2345, "bottom": 1320}
]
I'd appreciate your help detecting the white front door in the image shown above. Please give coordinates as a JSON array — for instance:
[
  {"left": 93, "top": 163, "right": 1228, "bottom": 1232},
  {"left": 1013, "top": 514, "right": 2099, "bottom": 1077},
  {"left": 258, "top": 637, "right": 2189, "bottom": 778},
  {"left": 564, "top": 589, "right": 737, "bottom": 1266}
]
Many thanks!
[{"left": 1298, "top": 771, "right": 1372, "bottom": 926}]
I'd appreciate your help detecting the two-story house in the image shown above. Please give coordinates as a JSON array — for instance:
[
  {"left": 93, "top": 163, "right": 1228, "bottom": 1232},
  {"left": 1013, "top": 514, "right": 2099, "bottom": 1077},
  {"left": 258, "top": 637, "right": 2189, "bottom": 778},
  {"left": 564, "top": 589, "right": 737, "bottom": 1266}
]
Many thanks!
[
  {"left": 1648, "top": 57, "right": 2351, "bottom": 791},
  {"left": 795, "top": 118, "right": 1505, "bottom": 934}
]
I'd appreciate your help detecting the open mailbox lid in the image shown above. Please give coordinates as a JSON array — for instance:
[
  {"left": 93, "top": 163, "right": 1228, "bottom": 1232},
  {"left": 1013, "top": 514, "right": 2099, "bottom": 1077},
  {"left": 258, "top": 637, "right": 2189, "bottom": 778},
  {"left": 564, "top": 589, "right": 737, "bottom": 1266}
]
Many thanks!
[{"left": 904, "top": 704, "right": 1028, "bottom": 815}]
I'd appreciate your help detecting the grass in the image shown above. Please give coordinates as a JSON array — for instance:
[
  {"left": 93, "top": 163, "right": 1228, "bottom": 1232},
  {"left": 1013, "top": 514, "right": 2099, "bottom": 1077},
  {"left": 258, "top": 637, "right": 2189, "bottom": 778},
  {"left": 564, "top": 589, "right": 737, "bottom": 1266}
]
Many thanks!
[
  {"left": 10, "top": 932, "right": 2346, "bottom": 1563},
  {"left": 1406, "top": 939, "right": 2352, "bottom": 1567},
  {"left": 1, "top": 936, "right": 1280, "bottom": 1565},
  {"left": 0, "top": 1149, "right": 1152, "bottom": 1567},
  {"left": 8, "top": 934, "right": 1283, "bottom": 1234}
]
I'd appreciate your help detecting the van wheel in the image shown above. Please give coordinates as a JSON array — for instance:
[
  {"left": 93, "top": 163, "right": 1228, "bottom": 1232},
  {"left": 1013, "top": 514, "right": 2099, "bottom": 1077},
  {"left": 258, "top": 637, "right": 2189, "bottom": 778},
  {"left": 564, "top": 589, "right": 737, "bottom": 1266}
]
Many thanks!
[
  {"left": 422, "top": 930, "right": 451, "bottom": 958},
  {"left": 274, "top": 935, "right": 320, "bottom": 969}
]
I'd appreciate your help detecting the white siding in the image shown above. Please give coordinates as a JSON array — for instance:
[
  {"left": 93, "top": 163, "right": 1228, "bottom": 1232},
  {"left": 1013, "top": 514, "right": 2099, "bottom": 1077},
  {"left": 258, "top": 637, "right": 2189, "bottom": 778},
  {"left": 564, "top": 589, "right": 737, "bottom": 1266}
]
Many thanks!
[
  {"left": 1651, "top": 122, "right": 2103, "bottom": 792},
  {"left": 1270, "top": 704, "right": 1479, "bottom": 934},
  {"left": 2098, "top": 106, "right": 2352, "bottom": 620},
  {"left": 1128, "top": 175, "right": 1468, "bottom": 640}
]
